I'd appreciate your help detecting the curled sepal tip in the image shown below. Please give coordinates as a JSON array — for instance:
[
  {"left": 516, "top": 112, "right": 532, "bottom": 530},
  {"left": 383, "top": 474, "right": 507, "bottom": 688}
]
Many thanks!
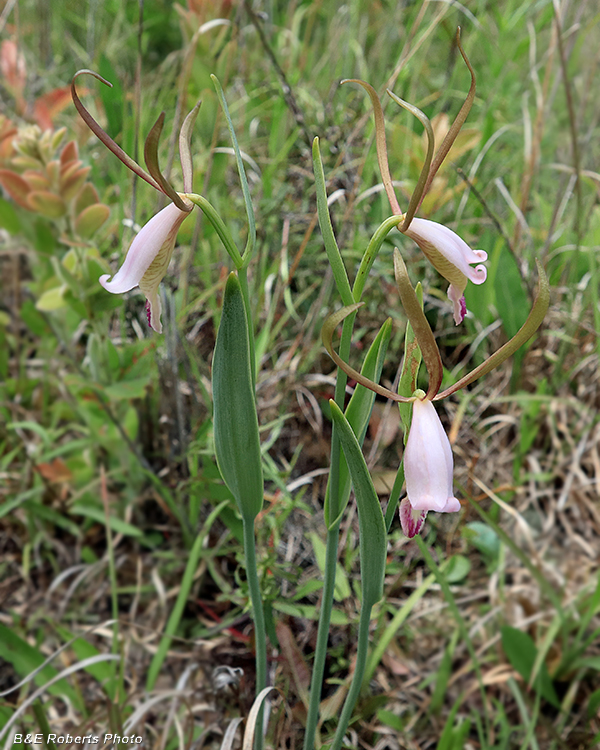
[
  {"left": 322, "top": 304, "right": 414, "bottom": 403},
  {"left": 386, "top": 89, "right": 434, "bottom": 232},
  {"left": 341, "top": 79, "right": 402, "bottom": 216},
  {"left": 71, "top": 69, "right": 161, "bottom": 192},
  {"left": 393, "top": 249, "right": 443, "bottom": 399},
  {"left": 435, "top": 258, "right": 550, "bottom": 400},
  {"left": 420, "top": 28, "right": 476, "bottom": 204}
]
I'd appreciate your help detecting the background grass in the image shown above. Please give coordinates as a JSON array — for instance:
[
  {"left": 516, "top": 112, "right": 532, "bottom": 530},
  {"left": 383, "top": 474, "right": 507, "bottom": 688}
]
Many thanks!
[{"left": 1, "top": 0, "right": 599, "bottom": 748}]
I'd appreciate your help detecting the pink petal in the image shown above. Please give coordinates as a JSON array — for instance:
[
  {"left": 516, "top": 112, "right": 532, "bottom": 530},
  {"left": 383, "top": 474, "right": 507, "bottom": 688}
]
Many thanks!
[
  {"left": 405, "top": 218, "right": 488, "bottom": 285},
  {"left": 403, "top": 398, "right": 460, "bottom": 514},
  {"left": 99, "top": 203, "right": 188, "bottom": 294}
]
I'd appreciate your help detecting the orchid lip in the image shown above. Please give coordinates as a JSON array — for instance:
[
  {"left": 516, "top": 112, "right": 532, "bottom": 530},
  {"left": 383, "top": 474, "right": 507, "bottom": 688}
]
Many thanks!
[
  {"left": 99, "top": 203, "right": 188, "bottom": 294},
  {"left": 403, "top": 217, "right": 488, "bottom": 284}
]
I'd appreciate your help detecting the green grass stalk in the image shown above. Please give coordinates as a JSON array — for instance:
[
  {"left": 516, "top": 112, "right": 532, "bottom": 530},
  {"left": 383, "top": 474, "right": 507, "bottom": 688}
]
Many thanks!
[
  {"left": 243, "top": 515, "right": 268, "bottom": 750},
  {"left": 303, "top": 315, "right": 354, "bottom": 750},
  {"left": 329, "top": 601, "right": 373, "bottom": 750},
  {"left": 146, "top": 501, "right": 228, "bottom": 691},
  {"left": 416, "top": 536, "right": 491, "bottom": 740},
  {"left": 100, "top": 466, "right": 123, "bottom": 704}
]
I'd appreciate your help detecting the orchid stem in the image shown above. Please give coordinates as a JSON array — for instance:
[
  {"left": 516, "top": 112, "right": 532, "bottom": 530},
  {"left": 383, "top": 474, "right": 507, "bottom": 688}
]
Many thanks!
[
  {"left": 303, "top": 520, "right": 341, "bottom": 749},
  {"left": 329, "top": 602, "right": 373, "bottom": 750},
  {"left": 185, "top": 193, "right": 243, "bottom": 268},
  {"left": 303, "top": 311, "right": 354, "bottom": 750},
  {"left": 243, "top": 515, "right": 267, "bottom": 750}
]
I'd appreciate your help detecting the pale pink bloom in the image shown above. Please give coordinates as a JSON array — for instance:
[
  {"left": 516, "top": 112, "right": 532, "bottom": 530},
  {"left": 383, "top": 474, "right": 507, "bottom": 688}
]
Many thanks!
[
  {"left": 99, "top": 202, "right": 190, "bottom": 333},
  {"left": 400, "top": 397, "right": 460, "bottom": 537},
  {"left": 402, "top": 217, "right": 487, "bottom": 324}
]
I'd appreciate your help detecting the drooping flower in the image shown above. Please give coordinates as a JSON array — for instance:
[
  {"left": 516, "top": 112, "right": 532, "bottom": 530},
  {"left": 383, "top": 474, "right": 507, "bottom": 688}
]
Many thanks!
[
  {"left": 400, "top": 394, "right": 460, "bottom": 538},
  {"left": 72, "top": 70, "right": 200, "bottom": 333},
  {"left": 401, "top": 217, "right": 487, "bottom": 325},
  {"left": 344, "top": 48, "right": 486, "bottom": 325},
  {"left": 99, "top": 200, "right": 191, "bottom": 333}
]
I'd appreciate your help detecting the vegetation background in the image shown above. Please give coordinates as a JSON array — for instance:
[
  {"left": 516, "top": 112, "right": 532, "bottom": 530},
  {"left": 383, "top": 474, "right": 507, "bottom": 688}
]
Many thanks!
[{"left": 1, "top": 0, "right": 599, "bottom": 748}]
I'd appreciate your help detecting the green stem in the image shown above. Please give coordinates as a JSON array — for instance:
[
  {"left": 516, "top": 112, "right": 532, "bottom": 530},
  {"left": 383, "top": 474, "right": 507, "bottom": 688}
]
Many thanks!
[
  {"left": 243, "top": 515, "right": 268, "bottom": 750},
  {"left": 329, "top": 602, "right": 373, "bottom": 750},
  {"left": 303, "top": 520, "right": 341, "bottom": 750},
  {"left": 185, "top": 192, "right": 243, "bottom": 268},
  {"left": 100, "top": 468, "right": 121, "bottom": 702},
  {"left": 303, "top": 314, "right": 354, "bottom": 750}
]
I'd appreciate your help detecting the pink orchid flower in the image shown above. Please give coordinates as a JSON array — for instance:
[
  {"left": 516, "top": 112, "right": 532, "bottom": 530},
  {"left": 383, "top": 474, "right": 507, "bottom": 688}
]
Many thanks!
[
  {"left": 99, "top": 200, "right": 191, "bottom": 333},
  {"left": 72, "top": 70, "right": 199, "bottom": 333},
  {"left": 400, "top": 395, "right": 461, "bottom": 538},
  {"left": 402, "top": 217, "right": 487, "bottom": 325}
]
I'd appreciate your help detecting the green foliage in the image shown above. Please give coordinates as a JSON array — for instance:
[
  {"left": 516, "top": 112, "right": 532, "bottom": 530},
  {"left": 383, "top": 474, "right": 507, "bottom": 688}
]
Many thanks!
[
  {"left": 501, "top": 626, "right": 560, "bottom": 708},
  {"left": 212, "top": 273, "right": 263, "bottom": 521},
  {"left": 1, "top": 1, "right": 599, "bottom": 748}
]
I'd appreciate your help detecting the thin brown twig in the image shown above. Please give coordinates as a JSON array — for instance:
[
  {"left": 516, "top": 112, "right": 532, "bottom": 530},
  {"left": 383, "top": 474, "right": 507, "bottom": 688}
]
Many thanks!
[
  {"left": 513, "top": 20, "right": 557, "bottom": 253},
  {"left": 552, "top": 0, "right": 582, "bottom": 247},
  {"left": 243, "top": 0, "right": 312, "bottom": 147},
  {"left": 455, "top": 167, "right": 520, "bottom": 270}
]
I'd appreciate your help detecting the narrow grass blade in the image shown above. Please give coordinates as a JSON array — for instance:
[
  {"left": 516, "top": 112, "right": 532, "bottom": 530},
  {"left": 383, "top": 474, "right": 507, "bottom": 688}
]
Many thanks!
[
  {"left": 312, "top": 137, "right": 354, "bottom": 306},
  {"left": 146, "top": 501, "right": 229, "bottom": 690},
  {"left": 211, "top": 75, "right": 256, "bottom": 264}
]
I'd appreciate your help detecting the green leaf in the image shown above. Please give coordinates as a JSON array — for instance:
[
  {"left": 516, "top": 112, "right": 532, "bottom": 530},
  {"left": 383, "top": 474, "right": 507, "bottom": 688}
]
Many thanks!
[
  {"left": 464, "top": 521, "right": 500, "bottom": 560},
  {"left": 70, "top": 504, "right": 143, "bottom": 538},
  {"left": 212, "top": 273, "right": 263, "bottom": 520},
  {"left": 326, "top": 318, "right": 392, "bottom": 527},
  {"left": 273, "top": 601, "right": 349, "bottom": 626},
  {"left": 588, "top": 688, "right": 600, "bottom": 718},
  {"left": 329, "top": 401, "right": 386, "bottom": 607},
  {"left": 431, "top": 630, "right": 459, "bottom": 714},
  {"left": 398, "top": 281, "right": 423, "bottom": 435},
  {"left": 211, "top": 75, "right": 256, "bottom": 264},
  {"left": 0, "top": 623, "right": 83, "bottom": 713},
  {"left": 104, "top": 377, "right": 150, "bottom": 400},
  {"left": 500, "top": 626, "right": 560, "bottom": 707},
  {"left": 312, "top": 137, "right": 354, "bottom": 306},
  {"left": 36, "top": 286, "right": 67, "bottom": 311},
  {"left": 445, "top": 554, "right": 471, "bottom": 583},
  {"left": 54, "top": 627, "right": 113, "bottom": 696},
  {"left": 493, "top": 243, "right": 529, "bottom": 340},
  {"left": 20, "top": 299, "right": 50, "bottom": 336},
  {"left": 0, "top": 196, "right": 21, "bottom": 233},
  {"left": 75, "top": 203, "right": 110, "bottom": 239}
]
